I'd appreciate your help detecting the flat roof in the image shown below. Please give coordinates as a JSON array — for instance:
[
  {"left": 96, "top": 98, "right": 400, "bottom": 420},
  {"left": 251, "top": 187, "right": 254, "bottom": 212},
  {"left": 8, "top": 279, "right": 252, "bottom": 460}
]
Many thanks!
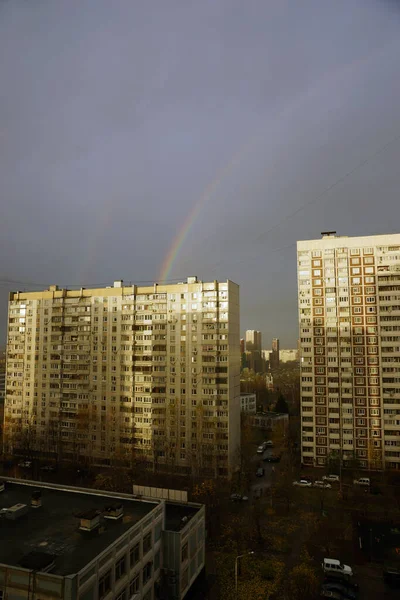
[
  {"left": 165, "top": 502, "right": 200, "bottom": 532},
  {"left": 255, "top": 411, "right": 288, "bottom": 418},
  {"left": 0, "top": 480, "right": 158, "bottom": 576}
]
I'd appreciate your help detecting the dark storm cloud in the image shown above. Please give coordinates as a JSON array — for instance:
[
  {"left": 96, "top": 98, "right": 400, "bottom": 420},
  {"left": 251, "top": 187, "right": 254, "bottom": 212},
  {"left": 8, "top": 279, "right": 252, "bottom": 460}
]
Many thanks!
[{"left": 1, "top": 0, "right": 400, "bottom": 346}]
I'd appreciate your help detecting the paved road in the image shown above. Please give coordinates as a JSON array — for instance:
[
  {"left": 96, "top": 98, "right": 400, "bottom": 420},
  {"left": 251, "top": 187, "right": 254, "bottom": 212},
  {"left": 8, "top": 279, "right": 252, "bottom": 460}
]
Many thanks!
[{"left": 250, "top": 450, "right": 278, "bottom": 499}]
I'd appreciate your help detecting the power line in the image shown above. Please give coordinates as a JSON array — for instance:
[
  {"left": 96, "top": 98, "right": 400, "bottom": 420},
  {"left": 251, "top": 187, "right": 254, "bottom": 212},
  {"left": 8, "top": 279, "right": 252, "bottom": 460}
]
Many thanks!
[
  {"left": 0, "top": 277, "right": 187, "bottom": 289},
  {"left": 253, "top": 130, "right": 400, "bottom": 243}
]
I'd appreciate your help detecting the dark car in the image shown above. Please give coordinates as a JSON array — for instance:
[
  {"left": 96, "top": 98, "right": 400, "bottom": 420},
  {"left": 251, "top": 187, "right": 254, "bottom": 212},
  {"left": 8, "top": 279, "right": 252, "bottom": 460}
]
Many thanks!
[
  {"left": 324, "top": 577, "right": 358, "bottom": 592},
  {"left": 263, "top": 454, "right": 281, "bottom": 463},
  {"left": 320, "top": 590, "right": 343, "bottom": 599},
  {"left": 256, "top": 467, "right": 265, "bottom": 477},
  {"left": 383, "top": 565, "right": 400, "bottom": 587},
  {"left": 230, "top": 493, "right": 248, "bottom": 502},
  {"left": 322, "top": 582, "right": 357, "bottom": 599},
  {"left": 40, "top": 465, "right": 56, "bottom": 472},
  {"left": 76, "top": 468, "right": 89, "bottom": 477}
]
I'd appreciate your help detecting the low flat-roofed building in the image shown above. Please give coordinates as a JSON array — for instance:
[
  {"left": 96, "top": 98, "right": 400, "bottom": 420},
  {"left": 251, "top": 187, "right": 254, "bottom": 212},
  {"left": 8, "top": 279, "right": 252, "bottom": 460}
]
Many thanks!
[
  {"left": 249, "top": 412, "right": 289, "bottom": 433},
  {"left": 0, "top": 479, "right": 205, "bottom": 600}
]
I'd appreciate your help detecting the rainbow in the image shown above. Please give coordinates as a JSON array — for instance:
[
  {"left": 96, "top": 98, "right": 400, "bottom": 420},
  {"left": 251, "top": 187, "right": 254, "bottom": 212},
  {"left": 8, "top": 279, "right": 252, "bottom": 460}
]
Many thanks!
[
  {"left": 158, "top": 136, "right": 256, "bottom": 283},
  {"left": 158, "top": 193, "right": 204, "bottom": 283},
  {"left": 158, "top": 41, "right": 392, "bottom": 283},
  {"left": 79, "top": 39, "right": 388, "bottom": 287}
]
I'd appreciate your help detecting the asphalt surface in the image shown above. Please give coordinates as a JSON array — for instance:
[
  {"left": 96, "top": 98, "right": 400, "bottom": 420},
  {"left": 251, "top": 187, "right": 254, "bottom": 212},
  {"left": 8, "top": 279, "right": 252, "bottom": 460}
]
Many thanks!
[{"left": 250, "top": 449, "right": 277, "bottom": 499}]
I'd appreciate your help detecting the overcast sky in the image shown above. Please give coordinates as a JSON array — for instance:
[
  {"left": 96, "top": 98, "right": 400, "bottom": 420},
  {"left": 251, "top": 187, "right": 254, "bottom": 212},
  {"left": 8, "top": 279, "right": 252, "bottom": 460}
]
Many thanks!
[{"left": 1, "top": 0, "right": 400, "bottom": 347}]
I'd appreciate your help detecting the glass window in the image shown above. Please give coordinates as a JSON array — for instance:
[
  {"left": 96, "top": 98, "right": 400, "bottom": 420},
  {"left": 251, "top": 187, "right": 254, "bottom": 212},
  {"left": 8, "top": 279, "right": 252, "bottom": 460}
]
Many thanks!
[
  {"left": 130, "top": 543, "right": 141, "bottom": 568},
  {"left": 98, "top": 570, "right": 111, "bottom": 599},
  {"left": 143, "top": 561, "right": 152, "bottom": 584},
  {"left": 115, "top": 555, "right": 126, "bottom": 581},
  {"left": 143, "top": 531, "right": 152, "bottom": 555},
  {"left": 181, "top": 542, "right": 188, "bottom": 563},
  {"left": 129, "top": 574, "right": 140, "bottom": 595}
]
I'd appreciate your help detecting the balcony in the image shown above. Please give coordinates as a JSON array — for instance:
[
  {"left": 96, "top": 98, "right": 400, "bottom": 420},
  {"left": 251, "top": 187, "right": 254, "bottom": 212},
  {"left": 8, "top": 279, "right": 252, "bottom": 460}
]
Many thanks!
[{"left": 329, "top": 443, "right": 340, "bottom": 450}]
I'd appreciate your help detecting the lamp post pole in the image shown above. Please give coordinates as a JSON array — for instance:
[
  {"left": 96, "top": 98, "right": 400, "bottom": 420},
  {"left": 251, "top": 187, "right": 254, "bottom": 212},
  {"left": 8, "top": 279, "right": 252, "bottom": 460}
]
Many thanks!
[{"left": 235, "top": 551, "right": 255, "bottom": 598}]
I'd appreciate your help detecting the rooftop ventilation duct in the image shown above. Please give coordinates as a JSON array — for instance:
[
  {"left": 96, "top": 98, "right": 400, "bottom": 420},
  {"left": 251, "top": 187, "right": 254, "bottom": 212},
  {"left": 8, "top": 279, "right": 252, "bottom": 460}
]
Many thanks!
[
  {"left": 104, "top": 503, "right": 124, "bottom": 520},
  {"left": 31, "top": 490, "right": 42, "bottom": 509},
  {"left": 77, "top": 509, "right": 101, "bottom": 532},
  {"left": 6, "top": 503, "right": 28, "bottom": 520}
]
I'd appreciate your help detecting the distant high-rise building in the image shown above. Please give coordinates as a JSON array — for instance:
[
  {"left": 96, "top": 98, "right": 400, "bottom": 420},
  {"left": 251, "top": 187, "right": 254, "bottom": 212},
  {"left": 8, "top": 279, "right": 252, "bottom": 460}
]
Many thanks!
[
  {"left": 297, "top": 232, "right": 400, "bottom": 471},
  {"left": 245, "top": 330, "right": 262, "bottom": 352},
  {"left": 245, "top": 330, "right": 263, "bottom": 372},
  {"left": 4, "top": 277, "right": 240, "bottom": 478},
  {"left": 269, "top": 337, "right": 280, "bottom": 369}
]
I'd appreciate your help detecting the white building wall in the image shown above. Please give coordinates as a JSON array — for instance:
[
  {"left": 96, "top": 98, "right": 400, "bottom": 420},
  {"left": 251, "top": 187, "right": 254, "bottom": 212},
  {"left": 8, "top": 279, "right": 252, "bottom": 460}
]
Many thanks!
[
  {"left": 5, "top": 278, "right": 240, "bottom": 478},
  {"left": 297, "top": 233, "right": 400, "bottom": 470},
  {"left": 240, "top": 394, "right": 257, "bottom": 414}
]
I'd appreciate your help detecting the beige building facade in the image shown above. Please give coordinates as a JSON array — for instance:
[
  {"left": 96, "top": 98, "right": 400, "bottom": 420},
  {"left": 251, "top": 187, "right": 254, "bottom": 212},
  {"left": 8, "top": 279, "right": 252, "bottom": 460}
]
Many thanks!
[
  {"left": 4, "top": 277, "right": 240, "bottom": 477},
  {"left": 297, "top": 233, "right": 400, "bottom": 471}
]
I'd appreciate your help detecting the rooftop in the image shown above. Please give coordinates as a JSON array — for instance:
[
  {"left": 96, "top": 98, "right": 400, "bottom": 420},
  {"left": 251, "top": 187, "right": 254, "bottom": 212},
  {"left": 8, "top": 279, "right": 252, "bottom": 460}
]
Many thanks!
[
  {"left": 165, "top": 502, "right": 199, "bottom": 532},
  {"left": 0, "top": 480, "right": 158, "bottom": 576},
  {"left": 255, "top": 411, "right": 288, "bottom": 419}
]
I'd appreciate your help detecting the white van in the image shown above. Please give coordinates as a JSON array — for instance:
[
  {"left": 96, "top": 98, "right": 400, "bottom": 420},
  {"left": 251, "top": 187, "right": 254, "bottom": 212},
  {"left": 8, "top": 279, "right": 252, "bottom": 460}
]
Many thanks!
[
  {"left": 353, "top": 477, "right": 370, "bottom": 487},
  {"left": 322, "top": 558, "right": 353, "bottom": 578}
]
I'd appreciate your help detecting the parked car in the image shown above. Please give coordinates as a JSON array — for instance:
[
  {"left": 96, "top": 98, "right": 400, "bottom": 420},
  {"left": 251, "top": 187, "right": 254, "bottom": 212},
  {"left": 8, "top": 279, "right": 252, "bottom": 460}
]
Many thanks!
[
  {"left": 264, "top": 454, "right": 281, "bottom": 463},
  {"left": 256, "top": 467, "right": 265, "bottom": 477},
  {"left": 383, "top": 564, "right": 400, "bottom": 587},
  {"left": 314, "top": 480, "right": 332, "bottom": 489},
  {"left": 322, "top": 582, "right": 357, "bottom": 599},
  {"left": 320, "top": 591, "right": 343, "bottom": 600},
  {"left": 324, "top": 576, "right": 358, "bottom": 592},
  {"left": 322, "top": 474, "right": 340, "bottom": 483},
  {"left": 40, "top": 465, "right": 56, "bottom": 472},
  {"left": 322, "top": 558, "right": 353, "bottom": 579},
  {"left": 353, "top": 477, "right": 370, "bottom": 487},
  {"left": 76, "top": 468, "right": 89, "bottom": 477},
  {"left": 265, "top": 440, "right": 274, "bottom": 447},
  {"left": 293, "top": 479, "right": 312, "bottom": 488},
  {"left": 18, "top": 460, "right": 32, "bottom": 468},
  {"left": 230, "top": 493, "right": 249, "bottom": 502}
]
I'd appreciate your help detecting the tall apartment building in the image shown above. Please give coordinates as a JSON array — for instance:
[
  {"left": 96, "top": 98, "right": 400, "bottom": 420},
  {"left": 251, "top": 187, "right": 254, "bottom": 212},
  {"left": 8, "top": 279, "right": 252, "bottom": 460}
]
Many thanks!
[
  {"left": 0, "top": 349, "right": 5, "bottom": 449},
  {"left": 4, "top": 277, "right": 240, "bottom": 477},
  {"left": 297, "top": 233, "right": 400, "bottom": 471}
]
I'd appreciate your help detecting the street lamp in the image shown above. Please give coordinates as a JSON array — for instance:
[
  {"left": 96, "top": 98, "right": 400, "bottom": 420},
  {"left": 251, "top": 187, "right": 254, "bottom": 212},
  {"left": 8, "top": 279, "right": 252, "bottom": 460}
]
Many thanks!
[{"left": 235, "top": 551, "right": 255, "bottom": 597}]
